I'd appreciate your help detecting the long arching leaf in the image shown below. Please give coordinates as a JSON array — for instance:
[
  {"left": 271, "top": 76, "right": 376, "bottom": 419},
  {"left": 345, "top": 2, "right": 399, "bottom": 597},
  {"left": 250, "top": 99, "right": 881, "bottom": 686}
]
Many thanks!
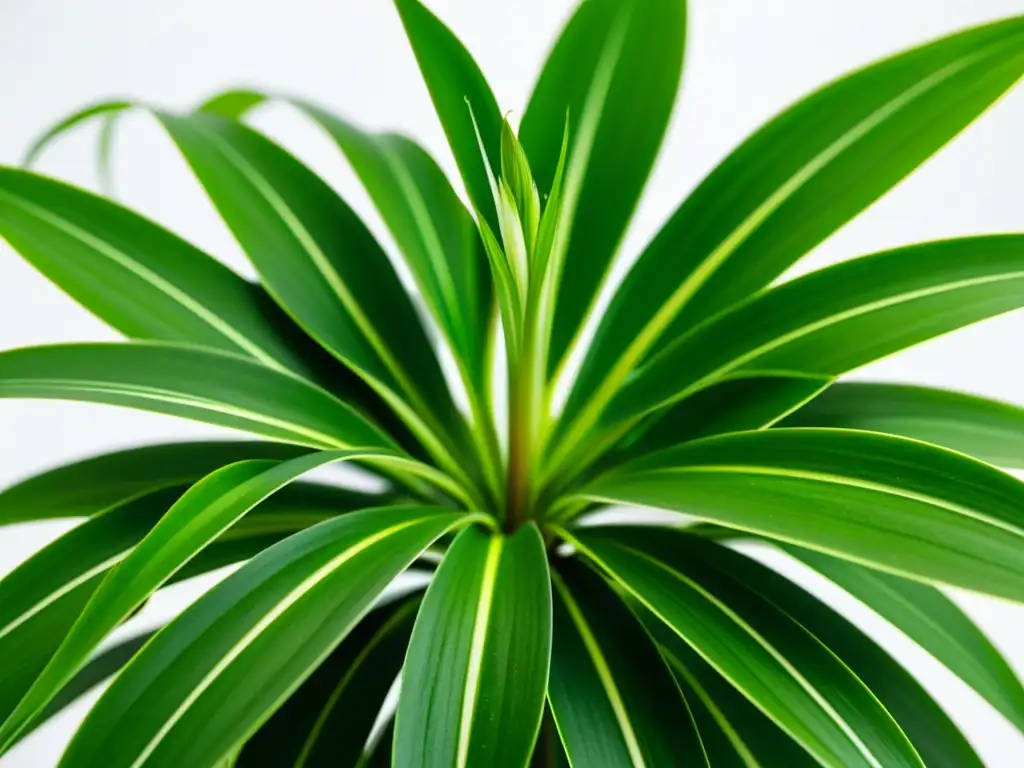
[
  {"left": 784, "top": 382, "right": 1024, "bottom": 468},
  {"left": 58, "top": 506, "right": 479, "bottom": 768},
  {"left": 0, "top": 343, "right": 396, "bottom": 451},
  {"left": 520, "top": 0, "right": 686, "bottom": 377},
  {"left": 394, "top": 523, "right": 551, "bottom": 768},
  {"left": 392, "top": 0, "right": 503, "bottom": 233},
  {"left": 547, "top": 558, "right": 706, "bottom": 767},
  {"left": 566, "top": 15, "right": 1024, "bottom": 421},
  {"left": 582, "top": 428, "right": 1024, "bottom": 601}
]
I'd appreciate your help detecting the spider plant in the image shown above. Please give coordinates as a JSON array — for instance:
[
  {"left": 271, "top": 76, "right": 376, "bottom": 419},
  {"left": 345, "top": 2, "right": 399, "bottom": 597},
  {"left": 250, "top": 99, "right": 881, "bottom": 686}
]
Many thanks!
[{"left": 1, "top": 0, "right": 1024, "bottom": 765}]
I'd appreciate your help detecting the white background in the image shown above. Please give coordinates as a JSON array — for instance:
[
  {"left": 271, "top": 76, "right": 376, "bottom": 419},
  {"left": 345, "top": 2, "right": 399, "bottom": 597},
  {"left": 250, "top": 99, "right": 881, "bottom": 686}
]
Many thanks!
[{"left": 2, "top": 0, "right": 1024, "bottom": 764}]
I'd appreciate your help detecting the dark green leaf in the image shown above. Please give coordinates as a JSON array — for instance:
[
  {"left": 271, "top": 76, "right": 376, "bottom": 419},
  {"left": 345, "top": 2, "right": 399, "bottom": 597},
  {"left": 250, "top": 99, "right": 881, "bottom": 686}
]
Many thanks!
[
  {"left": 567, "top": 16, "right": 1024, "bottom": 419},
  {"left": 59, "top": 506, "right": 477, "bottom": 768},
  {"left": 395, "top": 523, "right": 551, "bottom": 768},
  {"left": 786, "top": 544, "right": 1024, "bottom": 738},
  {"left": 785, "top": 382, "right": 1024, "bottom": 468},
  {"left": 520, "top": 0, "right": 686, "bottom": 376},
  {"left": 0, "top": 343, "right": 396, "bottom": 450},
  {"left": 393, "top": 0, "right": 503, "bottom": 233},
  {"left": 547, "top": 557, "right": 706, "bottom": 767},
  {"left": 583, "top": 428, "right": 1024, "bottom": 601}
]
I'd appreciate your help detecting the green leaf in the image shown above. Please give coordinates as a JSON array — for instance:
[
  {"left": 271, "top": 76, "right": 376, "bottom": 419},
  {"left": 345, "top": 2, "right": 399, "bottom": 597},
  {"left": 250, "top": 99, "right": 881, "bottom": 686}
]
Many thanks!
[
  {"left": 583, "top": 427, "right": 1024, "bottom": 601},
  {"left": 236, "top": 595, "right": 419, "bottom": 767},
  {"left": 0, "top": 441, "right": 308, "bottom": 526},
  {"left": 393, "top": 0, "right": 503, "bottom": 233},
  {"left": 22, "top": 100, "right": 134, "bottom": 168},
  {"left": 567, "top": 15, "right": 1024, "bottom": 419},
  {"left": 520, "top": 0, "right": 686, "bottom": 376},
  {"left": 547, "top": 558, "right": 706, "bottom": 767},
  {"left": 595, "top": 236, "right": 1024, "bottom": 450},
  {"left": 0, "top": 450, "right": 435, "bottom": 750},
  {"left": 668, "top": 531, "right": 990, "bottom": 767},
  {"left": 0, "top": 343, "right": 396, "bottom": 451},
  {"left": 156, "top": 111, "right": 471, "bottom": 481},
  {"left": 657, "top": 626, "right": 823, "bottom": 768},
  {"left": 394, "top": 523, "right": 551, "bottom": 768},
  {"left": 785, "top": 382, "right": 1024, "bottom": 468},
  {"left": 0, "top": 491, "right": 176, "bottom": 727},
  {"left": 562, "top": 527, "right": 889, "bottom": 768},
  {"left": 785, "top": 544, "right": 1024, "bottom": 738},
  {"left": 0, "top": 167, "right": 313, "bottom": 376},
  {"left": 611, "top": 372, "right": 832, "bottom": 462},
  {"left": 59, "top": 506, "right": 477, "bottom": 768}
]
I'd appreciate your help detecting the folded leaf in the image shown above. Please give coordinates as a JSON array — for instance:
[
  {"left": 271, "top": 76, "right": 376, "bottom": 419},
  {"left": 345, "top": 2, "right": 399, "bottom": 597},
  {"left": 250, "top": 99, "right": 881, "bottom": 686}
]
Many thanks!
[
  {"left": 395, "top": 523, "right": 551, "bottom": 768},
  {"left": 583, "top": 428, "right": 1024, "bottom": 601},
  {"left": 785, "top": 382, "right": 1024, "bottom": 468},
  {"left": 237, "top": 595, "right": 419, "bottom": 766},
  {"left": 547, "top": 558, "right": 706, "bottom": 767},
  {"left": 520, "top": 0, "right": 686, "bottom": 376},
  {"left": 785, "top": 544, "right": 1024, "bottom": 737},
  {"left": 393, "top": 0, "right": 503, "bottom": 233},
  {"left": 59, "top": 506, "right": 476, "bottom": 768},
  {"left": 0, "top": 343, "right": 396, "bottom": 450},
  {"left": 568, "top": 15, "right": 1024, "bottom": 420}
]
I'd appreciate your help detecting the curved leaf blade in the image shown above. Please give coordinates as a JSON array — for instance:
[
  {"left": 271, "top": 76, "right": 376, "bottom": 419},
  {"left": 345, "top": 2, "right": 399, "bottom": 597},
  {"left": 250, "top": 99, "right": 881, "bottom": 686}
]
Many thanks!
[
  {"left": 520, "top": 0, "right": 686, "bottom": 376},
  {"left": 567, "top": 15, "right": 1024, "bottom": 420},
  {"left": 547, "top": 558, "right": 706, "bottom": 768},
  {"left": 59, "top": 506, "right": 475, "bottom": 768},
  {"left": 393, "top": 0, "right": 503, "bottom": 233},
  {"left": 395, "top": 523, "right": 551, "bottom": 768},
  {"left": 785, "top": 544, "right": 1024, "bottom": 737},
  {"left": 0, "top": 343, "right": 396, "bottom": 450},
  {"left": 237, "top": 595, "right": 419, "bottom": 767},
  {"left": 785, "top": 382, "right": 1024, "bottom": 469},
  {"left": 584, "top": 428, "right": 1024, "bottom": 601}
]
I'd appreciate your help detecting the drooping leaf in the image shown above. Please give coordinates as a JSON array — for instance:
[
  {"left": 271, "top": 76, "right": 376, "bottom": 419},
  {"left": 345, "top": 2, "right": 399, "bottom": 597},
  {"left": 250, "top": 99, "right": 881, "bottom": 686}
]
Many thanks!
[
  {"left": 0, "top": 441, "right": 307, "bottom": 526},
  {"left": 0, "top": 167, "right": 311, "bottom": 375},
  {"left": 785, "top": 543, "right": 1024, "bottom": 737},
  {"left": 561, "top": 528, "right": 890, "bottom": 768},
  {"left": 785, "top": 382, "right": 1024, "bottom": 468},
  {"left": 236, "top": 595, "right": 419, "bottom": 767},
  {"left": 567, "top": 15, "right": 1024, "bottom": 418},
  {"left": 0, "top": 343, "right": 396, "bottom": 451},
  {"left": 394, "top": 523, "right": 551, "bottom": 768},
  {"left": 519, "top": 0, "right": 686, "bottom": 376},
  {"left": 642, "top": 531, "right": 983, "bottom": 767},
  {"left": 59, "top": 506, "right": 478, "bottom": 768},
  {"left": 583, "top": 427, "right": 1024, "bottom": 601},
  {"left": 547, "top": 558, "right": 706, "bottom": 767},
  {"left": 22, "top": 100, "right": 134, "bottom": 169},
  {"left": 392, "top": 0, "right": 503, "bottom": 232},
  {"left": 155, "top": 112, "right": 471, "bottom": 477},
  {"left": 0, "top": 450, "right": 437, "bottom": 750},
  {"left": 589, "top": 236, "right": 1024, "bottom": 455}
]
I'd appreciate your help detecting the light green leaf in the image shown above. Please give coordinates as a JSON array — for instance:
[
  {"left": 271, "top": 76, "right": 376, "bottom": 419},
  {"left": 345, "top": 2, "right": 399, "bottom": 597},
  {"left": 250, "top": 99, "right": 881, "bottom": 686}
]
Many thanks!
[
  {"left": 520, "top": 0, "right": 687, "bottom": 376},
  {"left": 59, "top": 506, "right": 478, "bottom": 768},
  {"left": 0, "top": 449, "right": 440, "bottom": 750},
  {"left": 589, "top": 236, "right": 1024, "bottom": 459},
  {"left": 0, "top": 167, "right": 311, "bottom": 376},
  {"left": 22, "top": 100, "right": 134, "bottom": 169},
  {"left": 562, "top": 527, "right": 887, "bottom": 768},
  {"left": 395, "top": 523, "right": 551, "bottom": 768},
  {"left": 236, "top": 595, "right": 419, "bottom": 767},
  {"left": 566, "top": 15, "right": 1024, "bottom": 421},
  {"left": 583, "top": 428, "right": 1024, "bottom": 601},
  {"left": 784, "top": 382, "right": 1024, "bottom": 468},
  {"left": 547, "top": 558, "right": 706, "bottom": 767},
  {"left": 0, "top": 343, "right": 396, "bottom": 451},
  {"left": 393, "top": 0, "right": 503, "bottom": 233},
  {"left": 155, "top": 111, "right": 472, "bottom": 483},
  {"left": 785, "top": 544, "right": 1024, "bottom": 738},
  {"left": 0, "top": 441, "right": 308, "bottom": 527}
]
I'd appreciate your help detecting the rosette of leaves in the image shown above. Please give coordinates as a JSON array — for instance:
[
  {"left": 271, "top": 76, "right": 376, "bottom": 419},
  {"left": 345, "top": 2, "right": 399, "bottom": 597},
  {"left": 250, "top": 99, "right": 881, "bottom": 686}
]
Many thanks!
[{"left": 2, "top": 0, "right": 1024, "bottom": 765}]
